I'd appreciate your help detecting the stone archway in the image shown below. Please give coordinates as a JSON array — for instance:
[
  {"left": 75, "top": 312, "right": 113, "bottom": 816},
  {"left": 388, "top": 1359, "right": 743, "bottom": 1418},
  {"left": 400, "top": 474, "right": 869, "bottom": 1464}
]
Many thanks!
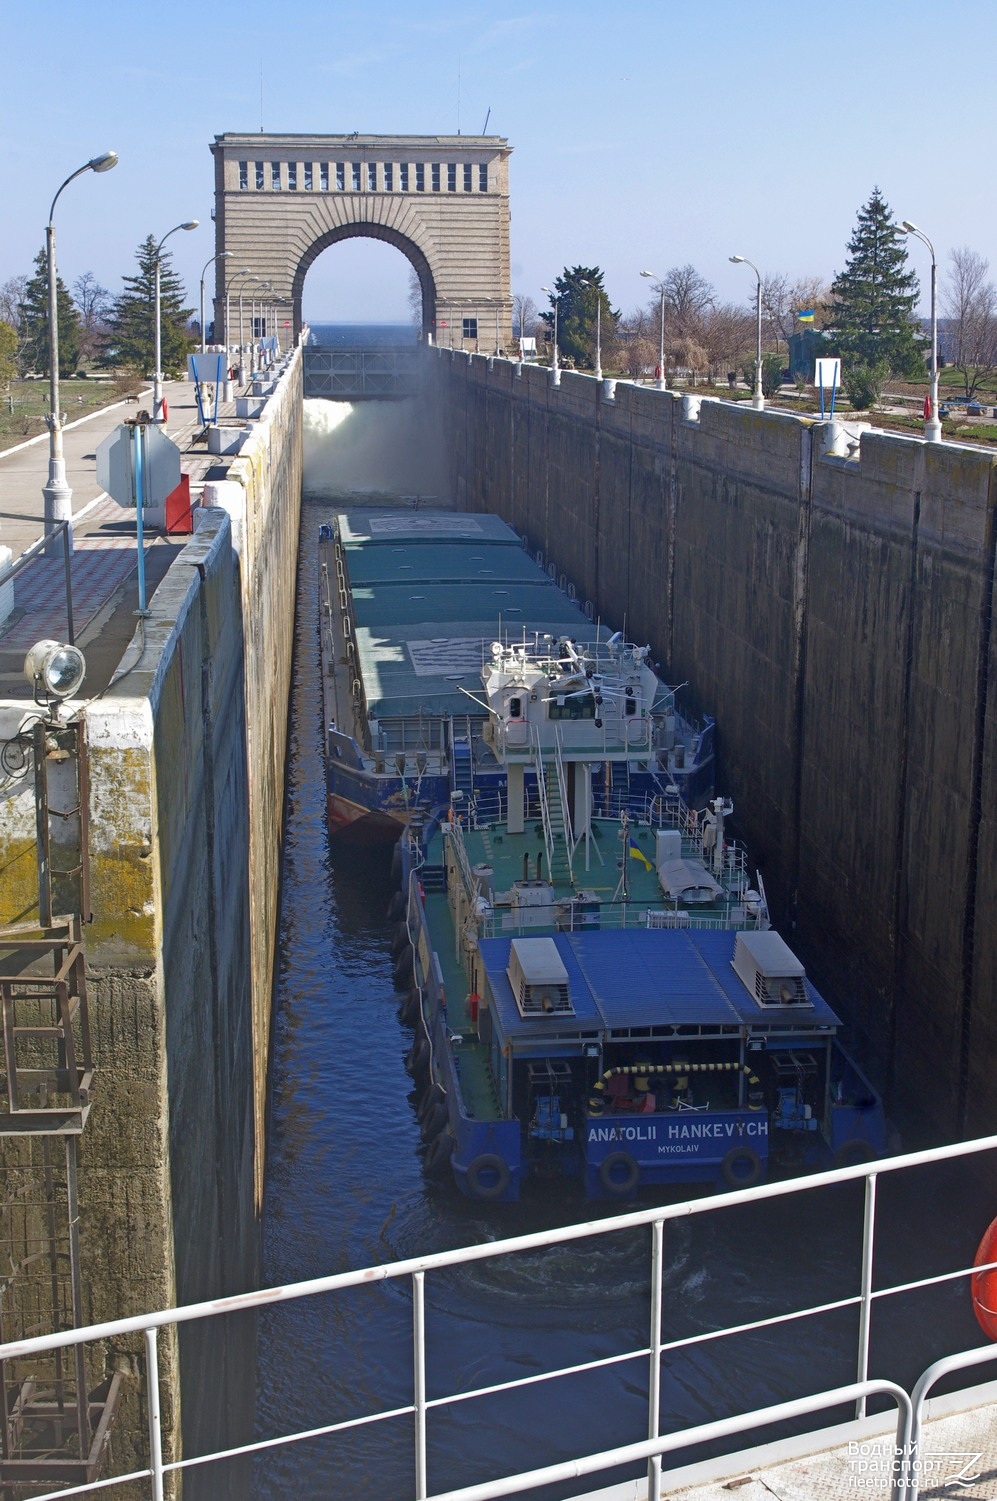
[
  {"left": 290, "top": 223, "right": 436, "bottom": 340},
  {"left": 209, "top": 133, "right": 513, "bottom": 350}
]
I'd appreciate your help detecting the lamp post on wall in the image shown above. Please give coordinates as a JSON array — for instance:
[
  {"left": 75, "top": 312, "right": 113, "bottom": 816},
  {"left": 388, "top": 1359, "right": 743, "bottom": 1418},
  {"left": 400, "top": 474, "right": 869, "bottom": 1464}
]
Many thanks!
[
  {"left": 225, "top": 266, "right": 251, "bottom": 350},
  {"left": 902, "top": 220, "right": 943, "bottom": 442},
  {"left": 43, "top": 150, "right": 118, "bottom": 551},
  {"left": 199, "top": 250, "right": 232, "bottom": 353},
  {"left": 729, "top": 255, "right": 764, "bottom": 409},
  {"left": 541, "top": 285, "right": 560, "bottom": 380},
  {"left": 153, "top": 219, "right": 198, "bottom": 423},
  {"left": 579, "top": 279, "right": 602, "bottom": 381},
  {"left": 235, "top": 273, "right": 260, "bottom": 348},
  {"left": 640, "top": 270, "right": 667, "bottom": 390}
]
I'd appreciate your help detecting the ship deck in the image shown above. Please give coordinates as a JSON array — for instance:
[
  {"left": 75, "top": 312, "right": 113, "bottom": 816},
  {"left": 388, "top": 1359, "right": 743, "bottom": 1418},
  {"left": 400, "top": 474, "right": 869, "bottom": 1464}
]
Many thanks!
[{"left": 334, "top": 508, "right": 602, "bottom": 725}]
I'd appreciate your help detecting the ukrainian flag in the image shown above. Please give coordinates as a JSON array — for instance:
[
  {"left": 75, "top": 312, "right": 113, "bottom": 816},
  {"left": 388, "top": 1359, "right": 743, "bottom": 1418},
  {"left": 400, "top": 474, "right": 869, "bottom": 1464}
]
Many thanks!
[
  {"left": 797, "top": 309, "right": 815, "bottom": 324},
  {"left": 628, "top": 839, "right": 653, "bottom": 871}
]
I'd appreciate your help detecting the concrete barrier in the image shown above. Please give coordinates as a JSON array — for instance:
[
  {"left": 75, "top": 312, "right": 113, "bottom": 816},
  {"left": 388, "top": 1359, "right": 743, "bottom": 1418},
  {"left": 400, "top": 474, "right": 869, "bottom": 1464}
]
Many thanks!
[{"left": 436, "top": 350, "right": 997, "bottom": 1138}]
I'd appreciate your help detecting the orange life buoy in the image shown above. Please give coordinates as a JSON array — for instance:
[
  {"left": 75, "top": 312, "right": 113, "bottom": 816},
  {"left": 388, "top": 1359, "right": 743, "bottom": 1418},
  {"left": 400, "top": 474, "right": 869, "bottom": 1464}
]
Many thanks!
[{"left": 971, "top": 1215, "right": 997, "bottom": 1340}]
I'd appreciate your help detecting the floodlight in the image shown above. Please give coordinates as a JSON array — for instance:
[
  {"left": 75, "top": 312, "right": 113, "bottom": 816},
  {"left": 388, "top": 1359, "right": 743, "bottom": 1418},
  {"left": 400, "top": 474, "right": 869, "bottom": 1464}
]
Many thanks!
[{"left": 24, "top": 639, "right": 87, "bottom": 701}]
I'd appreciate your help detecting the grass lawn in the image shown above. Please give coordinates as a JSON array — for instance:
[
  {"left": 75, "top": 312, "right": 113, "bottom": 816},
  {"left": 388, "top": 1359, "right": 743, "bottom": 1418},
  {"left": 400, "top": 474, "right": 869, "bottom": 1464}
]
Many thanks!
[{"left": 0, "top": 376, "right": 136, "bottom": 454}]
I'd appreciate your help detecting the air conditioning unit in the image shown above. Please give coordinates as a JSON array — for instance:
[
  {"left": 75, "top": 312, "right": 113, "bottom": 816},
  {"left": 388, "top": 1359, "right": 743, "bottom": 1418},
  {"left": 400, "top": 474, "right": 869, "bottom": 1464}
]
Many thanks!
[
  {"left": 507, "top": 937, "right": 573, "bottom": 1017},
  {"left": 732, "top": 931, "right": 810, "bottom": 1008}
]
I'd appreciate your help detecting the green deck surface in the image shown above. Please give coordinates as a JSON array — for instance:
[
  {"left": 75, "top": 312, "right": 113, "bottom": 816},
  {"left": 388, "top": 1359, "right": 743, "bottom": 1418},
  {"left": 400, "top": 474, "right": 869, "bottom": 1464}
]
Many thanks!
[{"left": 424, "top": 889, "right": 503, "bottom": 1122}]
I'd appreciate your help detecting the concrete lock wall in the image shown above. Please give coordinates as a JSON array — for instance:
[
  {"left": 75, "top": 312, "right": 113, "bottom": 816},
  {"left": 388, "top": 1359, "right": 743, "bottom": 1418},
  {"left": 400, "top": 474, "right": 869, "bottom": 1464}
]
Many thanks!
[
  {"left": 439, "top": 352, "right": 997, "bottom": 1137},
  {"left": 0, "top": 353, "right": 302, "bottom": 1493}
]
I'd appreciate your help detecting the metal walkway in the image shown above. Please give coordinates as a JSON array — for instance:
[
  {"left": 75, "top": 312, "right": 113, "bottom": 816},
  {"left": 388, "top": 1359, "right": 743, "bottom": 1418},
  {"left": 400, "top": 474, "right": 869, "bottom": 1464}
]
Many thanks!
[
  {"left": 3, "top": 1135, "right": 997, "bottom": 1501},
  {"left": 302, "top": 344, "right": 425, "bottom": 399}
]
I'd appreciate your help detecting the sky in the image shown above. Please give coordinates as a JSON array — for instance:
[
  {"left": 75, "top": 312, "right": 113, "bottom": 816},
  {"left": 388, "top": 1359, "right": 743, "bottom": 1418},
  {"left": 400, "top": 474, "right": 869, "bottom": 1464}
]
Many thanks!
[{"left": 3, "top": 0, "right": 995, "bottom": 325}]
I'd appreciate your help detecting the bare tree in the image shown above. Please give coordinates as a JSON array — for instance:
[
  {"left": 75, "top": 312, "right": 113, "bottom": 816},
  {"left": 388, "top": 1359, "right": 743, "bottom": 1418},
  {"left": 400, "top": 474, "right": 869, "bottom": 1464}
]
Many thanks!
[
  {"left": 73, "top": 271, "right": 113, "bottom": 365},
  {"left": 661, "top": 263, "right": 715, "bottom": 337},
  {"left": 407, "top": 269, "right": 422, "bottom": 326},
  {"left": 761, "top": 273, "right": 830, "bottom": 350},
  {"left": 698, "top": 302, "right": 754, "bottom": 384},
  {"left": 616, "top": 307, "right": 656, "bottom": 380},
  {"left": 0, "top": 275, "right": 28, "bottom": 329},
  {"left": 943, "top": 247, "right": 997, "bottom": 398},
  {"left": 0, "top": 274, "right": 29, "bottom": 374},
  {"left": 512, "top": 291, "right": 537, "bottom": 342}
]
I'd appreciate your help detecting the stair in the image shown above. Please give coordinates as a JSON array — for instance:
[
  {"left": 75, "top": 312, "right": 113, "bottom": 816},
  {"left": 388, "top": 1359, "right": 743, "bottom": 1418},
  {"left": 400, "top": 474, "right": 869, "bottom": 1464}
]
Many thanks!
[
  {"left": 543, "top": 765, "right": 573, "bottom": 886},
  {"left": 451, "top": 736, "right": 475, "bottom": 798}
]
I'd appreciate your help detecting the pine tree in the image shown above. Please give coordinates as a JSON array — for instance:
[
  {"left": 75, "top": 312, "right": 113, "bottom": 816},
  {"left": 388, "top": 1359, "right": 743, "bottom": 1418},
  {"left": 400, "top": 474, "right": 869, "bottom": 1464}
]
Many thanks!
[
  {"left": 540, "top": 266, "right": 618, "bottom": 369},
  {"left": 17, "top": 249, "right": 81, "bottom": 375},
  {"left": 105, "top": 234, "right": 194, "bottom": 374},
  {"left": 830, "top": 189, "right": 925, "bottom": 378}
]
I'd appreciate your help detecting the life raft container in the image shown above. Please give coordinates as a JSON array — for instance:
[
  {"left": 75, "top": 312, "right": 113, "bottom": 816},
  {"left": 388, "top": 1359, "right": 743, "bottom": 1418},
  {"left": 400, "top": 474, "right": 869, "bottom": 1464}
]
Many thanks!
[{"left": 972, "top": 1215, "right": 997, "bottom": 1340}]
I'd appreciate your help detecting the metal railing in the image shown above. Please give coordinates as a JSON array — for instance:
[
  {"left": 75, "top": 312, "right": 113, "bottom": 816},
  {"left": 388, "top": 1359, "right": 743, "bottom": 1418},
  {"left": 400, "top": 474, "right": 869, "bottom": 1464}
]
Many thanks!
[{"left": 2, "top": 1135, "right": 997, "bottom": 1501}]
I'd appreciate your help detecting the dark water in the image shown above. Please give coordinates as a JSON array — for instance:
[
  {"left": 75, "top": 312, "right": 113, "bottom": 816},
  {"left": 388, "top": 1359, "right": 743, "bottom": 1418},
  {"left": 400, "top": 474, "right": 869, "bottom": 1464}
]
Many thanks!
[{"left": 252, "top": 489, "right": 993, "bottom": 1500}]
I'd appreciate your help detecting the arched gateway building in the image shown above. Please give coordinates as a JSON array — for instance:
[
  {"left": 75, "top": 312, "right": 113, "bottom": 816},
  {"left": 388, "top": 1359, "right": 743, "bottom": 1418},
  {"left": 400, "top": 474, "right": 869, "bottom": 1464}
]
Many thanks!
[{"left": 209, "top": 132, "right": 513, "bottom": 349}]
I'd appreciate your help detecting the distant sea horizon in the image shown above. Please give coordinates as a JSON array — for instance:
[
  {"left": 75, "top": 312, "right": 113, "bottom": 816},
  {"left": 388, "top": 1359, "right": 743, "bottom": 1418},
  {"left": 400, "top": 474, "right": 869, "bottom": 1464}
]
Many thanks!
[{"left": 305, "top": 321, "right": 419, "bottom": 347}]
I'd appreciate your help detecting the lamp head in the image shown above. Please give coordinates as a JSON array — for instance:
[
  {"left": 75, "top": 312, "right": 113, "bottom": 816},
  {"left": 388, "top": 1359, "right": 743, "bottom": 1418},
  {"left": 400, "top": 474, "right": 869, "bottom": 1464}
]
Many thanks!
[
  {"left": 181, "top": 220, "right": 199, "bottom": 231},
  {"left": 901, "top": 220, "right": 918, "bottom": 234},
  {"left": 24, "top": 640, "right": 87, "bottom": 704},
  {"left": 640, "top": 270, "right": 655, "bottom": 279},
  {"left": 729, "top": 255, "right": 745, "bottom": 264},
  {"left": 218, "top": 250, "right": 233, "bottom": 259},
  {"left": 89, "top": 150, "right": 118, "bottom": 173}
]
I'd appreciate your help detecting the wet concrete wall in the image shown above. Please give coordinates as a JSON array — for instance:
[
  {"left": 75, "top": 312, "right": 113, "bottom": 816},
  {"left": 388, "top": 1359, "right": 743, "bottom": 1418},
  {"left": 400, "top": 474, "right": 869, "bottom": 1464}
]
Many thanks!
[
  {"left": 441, "top": 353, "right": 997, "bottom": 1137},
  {"left": 0, "top": 352, "right": 302, "bottom": 1493}
]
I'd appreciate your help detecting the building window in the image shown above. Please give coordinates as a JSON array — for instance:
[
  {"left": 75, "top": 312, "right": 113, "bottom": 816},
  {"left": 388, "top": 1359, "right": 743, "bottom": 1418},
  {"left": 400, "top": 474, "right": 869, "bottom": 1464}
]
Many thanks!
[
  {"left": 479, "top": 164, "right": 488, "bottom": 191},
  {"left": 462, "top": 318, "right": 478, "bottom": 341},
  {"left": 415, "top": 163, "right": 425, "bottom": 192},
  {"left": 400, "top": 163, "right": 409, "bottom": 190},
  {"left": 431, "top": 163, "right": 441, "bottom": 192},
  {"left": 255, "top": 161, "right": 265, "bottom": 190},
  {"left": 271, "top": 161, "right": 281, "bottom": 189},
  {"left": 384, "top": 162, "right": 394, "bottom": 191},
  {"left": 288, "top": 162, "right": 297, "bottom": 191},
  {"left": 352, "top": 162, "right": 361, "bottom": 190},
  {"left": 304, "top": 163, "right": 313, "bottom": 191},
  {"left": 239, "top": 161, "right": 248, "bottom": 190},
  {"left": 463, "top": 163, "right": 472, "bottom": 191},
  {"left": 253, "top": 316, "right": 267, "bottom": 339},
  {"left": 320, "top": 163, "right": 329, "bottom": 191},
  {"left": 367, "top": 162, "right": 376, "bottom": 191},
  {"left": 447, "top": 163, "right": 457, "bottom": 192}
]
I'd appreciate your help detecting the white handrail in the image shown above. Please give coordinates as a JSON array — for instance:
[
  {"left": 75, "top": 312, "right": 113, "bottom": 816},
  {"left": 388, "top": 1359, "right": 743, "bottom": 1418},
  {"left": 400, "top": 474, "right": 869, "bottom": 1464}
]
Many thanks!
[{"left": 3, "top": 1135, "right": 997, "bottom": 1501}]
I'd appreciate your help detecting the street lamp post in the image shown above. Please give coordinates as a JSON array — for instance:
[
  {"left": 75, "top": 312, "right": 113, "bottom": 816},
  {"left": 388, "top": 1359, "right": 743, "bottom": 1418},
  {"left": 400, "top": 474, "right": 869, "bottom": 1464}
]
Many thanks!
[
  {"left": 541, "top": 286, "right": 560, "bottom": 380},
  {"left": 153, "top": 220, "right": 198, "bottom": 423},
  {"left": 902, "top": 220, "right": 942, "bottom": 442},
  {"left": 641, "top": 270, "right": 667, "bottom": 389},
  {"left": 199, "top": 250, "right": 232, "bottom": 353},
  {"left": 43, "top": 151, "right": 118, "bottom": 551},
  {"left": 235, "top": 274, "right": 260, "bottom": 350},
  {"left": 225, "top": 266, "right": 251, "bottom": 350},
  {"left": 730, "top": 255, "right": 764, "bottom": 409},
  {"left": 579, "top": 279, "right": 602, "bottom": 381}
]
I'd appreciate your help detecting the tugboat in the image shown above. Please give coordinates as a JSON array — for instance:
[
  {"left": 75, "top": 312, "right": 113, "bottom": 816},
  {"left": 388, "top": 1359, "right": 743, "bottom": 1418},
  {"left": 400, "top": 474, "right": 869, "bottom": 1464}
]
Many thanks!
[
  {"left": 318, "top": 510, "right": 713, "bottom": 842},
  {"left": 391, "top": 621, "right": 888, "bottom": 1202}
]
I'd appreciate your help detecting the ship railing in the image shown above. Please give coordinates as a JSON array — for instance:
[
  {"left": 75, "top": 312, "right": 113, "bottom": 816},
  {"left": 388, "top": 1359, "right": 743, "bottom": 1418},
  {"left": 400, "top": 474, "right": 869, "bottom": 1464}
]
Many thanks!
[
  {"left": 441, "top": 817, "right": 478, "bottom": 909},
  {"left": 529, "top": 724, "right": 574, "bottom": 885},
  {"left": 475, "top": 896, "right": 771, "bottom": 940},
  {"left": 8, "top": 1135, "right": 997, "bottom": 1501}
]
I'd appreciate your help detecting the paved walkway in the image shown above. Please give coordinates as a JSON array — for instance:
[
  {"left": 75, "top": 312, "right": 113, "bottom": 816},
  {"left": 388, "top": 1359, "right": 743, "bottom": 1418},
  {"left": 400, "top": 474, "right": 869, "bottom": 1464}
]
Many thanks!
[{"left": 0, "top": 376, "right": 243, "bottom": 698}]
